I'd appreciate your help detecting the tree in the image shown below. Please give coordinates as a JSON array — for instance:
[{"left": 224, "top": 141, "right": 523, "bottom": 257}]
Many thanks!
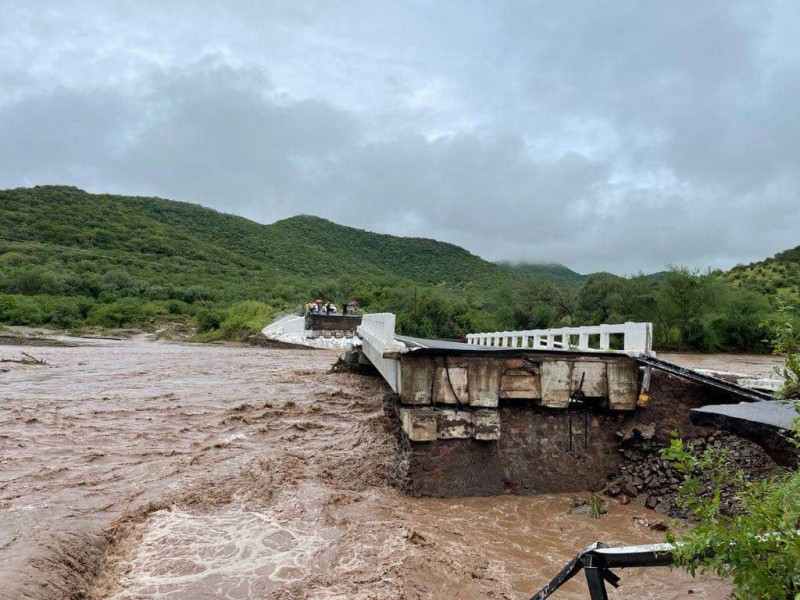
[
  {"left": 712, "top": 290, "right": 771, "bottom": 352},
  {"left": 511, "top": 278, "right": 575, "bottom": 330},
  {"left": 769, "top": 302, "right": 800, "bottom": 400},
  {"left": 393, "top": 286, "right": 473, "bottom": 339},
  {"left": 656, "top": 267, "right": 723, "bottom": 349},
  {"left": 614, "top": 273, "right": 659, "bottom": 323},
  {"left": 577, "top": 273, "right": 623, "bottom": 324},
  {"left": 3, "top": 266, "right": 63, "bottom": 295}
]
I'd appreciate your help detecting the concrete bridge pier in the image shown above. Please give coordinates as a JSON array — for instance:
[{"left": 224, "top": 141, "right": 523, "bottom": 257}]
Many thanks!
[
  {"left": 385, "top": 394, "right": 636, "bottom": 497},
  {"left": 381, "top": 345, "right": 643, "bottom": 496}
]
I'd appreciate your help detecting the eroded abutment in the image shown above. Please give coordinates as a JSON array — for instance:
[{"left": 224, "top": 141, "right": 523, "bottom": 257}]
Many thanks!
[{"left": 382, "top": 352, "right": 745, "bottom": 497}]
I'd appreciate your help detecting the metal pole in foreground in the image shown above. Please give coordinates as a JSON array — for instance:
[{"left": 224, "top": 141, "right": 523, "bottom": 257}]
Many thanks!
[{"left": 583, "top": 564, "right": 608, "bottom": 600}]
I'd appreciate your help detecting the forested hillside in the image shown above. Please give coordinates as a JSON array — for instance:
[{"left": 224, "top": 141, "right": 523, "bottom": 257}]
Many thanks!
[
  {"left": 725, "top": 245, "right": 800, "bottom": 305},
  {"left": 0, "top": 185, "right": 796, "bottom": 350},
  {"left": 0, "top": 185, "right": 507, "bottom": 292},
  {"left": 0, "top": 185, "right": 529, "bottom": 337},
  {"left": 495, "top": 262, "right": 585, "bottom": 288}
]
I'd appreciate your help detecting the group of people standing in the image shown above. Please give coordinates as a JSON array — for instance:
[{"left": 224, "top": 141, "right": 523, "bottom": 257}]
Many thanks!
[
  {"left": 305, "top": 300, "right": 338, "bottom": 315},
  {"left": 303, "top": 299, "right": 360, "bottom": 316}
]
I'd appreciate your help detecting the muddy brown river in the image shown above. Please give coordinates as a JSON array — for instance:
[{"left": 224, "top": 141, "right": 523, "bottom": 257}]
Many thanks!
[{"left": 0, "top": 339, "right": 736, "bottom": 598}]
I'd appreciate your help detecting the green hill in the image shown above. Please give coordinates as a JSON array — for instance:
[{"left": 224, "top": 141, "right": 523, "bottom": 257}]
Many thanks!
[
  {"left": 267, "top": 214, "right": 503, "bottom": 287},
  {"left": 724, "top": 245, "right": 800, "bottom": 305},
  {"left": 496, "top": 261, "right": 585, "bottom": 288},
  {"left": 0, "top": 185, "right": 584, "bottom": 334},
  {"left": 0, "top": 185, "right": 510, "bottom": 295}
]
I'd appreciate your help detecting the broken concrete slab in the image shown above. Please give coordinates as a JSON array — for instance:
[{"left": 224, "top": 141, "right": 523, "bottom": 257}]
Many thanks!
[
  {"left": 473, "top": 409, "right": 501, "bottom": 441},
  {"left": 468, "top": 358, "right": 501, "bottom": 407},
  {"left": 540, "top": 361, "right": 572, "bottom": 408},
  {"left": 607, "top": 361, "right": 638, "bottom": 410},
  {"left": 690, "top": 400, "right": 798, "bottom": 466},
  {"left": 571, "top": 361, "right": 607, "bottom": 398},
  {"left": 500, "top": 358, "right": 541, "bottom": 399},
  {"left": 399, "top": 357, "right": 433, "bottom": 405},
  {"left": 432, "top": 358, "right": 469, "bottom": 404},
  {"left": 400, "top": 407, "right": 437, "bottom": 441}
]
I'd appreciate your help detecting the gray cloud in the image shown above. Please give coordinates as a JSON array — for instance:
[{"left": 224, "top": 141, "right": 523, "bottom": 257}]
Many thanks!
[{"left": 0, "top": 0, "right": 798, "bottom": 274}]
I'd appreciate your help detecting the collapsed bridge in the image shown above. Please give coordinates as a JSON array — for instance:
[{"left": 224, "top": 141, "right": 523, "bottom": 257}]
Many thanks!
[{"left": 356, "top": 314, "right": 779, "bottom": 497}]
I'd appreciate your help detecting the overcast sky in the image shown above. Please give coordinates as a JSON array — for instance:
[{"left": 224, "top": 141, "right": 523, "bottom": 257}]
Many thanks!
[{"left": 1, "top": 1, "right": 798, "bottom": 274}]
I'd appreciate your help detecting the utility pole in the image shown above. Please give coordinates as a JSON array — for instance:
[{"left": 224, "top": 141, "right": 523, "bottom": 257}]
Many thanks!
[{"left": 413, "top": 287, "right": 418, "bottom": 336}]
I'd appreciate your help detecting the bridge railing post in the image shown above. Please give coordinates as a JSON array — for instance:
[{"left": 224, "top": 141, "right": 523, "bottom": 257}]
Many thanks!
[
  {"left": 579, "top": 332, "right": 590, "bottom": 349},
  {"left": 623, "top": 322, "right": 652, "bottom": 355},
  {"left": 599, "top": 325, "right": 612, "bottom": 350}
]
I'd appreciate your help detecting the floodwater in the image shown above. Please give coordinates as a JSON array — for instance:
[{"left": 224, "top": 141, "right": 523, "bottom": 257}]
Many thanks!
[
  {"left": 0, "top": 339, "right": 731, "bottom": 599},
  {"left": 659, "top": 352, "right": 783, "bottom": 379}
]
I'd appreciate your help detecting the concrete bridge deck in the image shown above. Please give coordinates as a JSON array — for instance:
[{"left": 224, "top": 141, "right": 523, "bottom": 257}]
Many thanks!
[
  {"left": 400, "top": 334, "right": 775, "bottom": 403},
  {"left": 691, "top": 400, "right": 797, "bottom": 466},
  {"left": 360, "top": 316, "right": 773, "bottom": 407}
]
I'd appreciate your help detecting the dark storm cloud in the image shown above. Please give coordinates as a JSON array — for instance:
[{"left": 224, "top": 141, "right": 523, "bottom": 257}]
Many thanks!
[
  {"left": 0, "top": 0, "right": 798, "bottom": 273},
  {"left": 116, "top": 57, "right": 358, "bottom": 215}
]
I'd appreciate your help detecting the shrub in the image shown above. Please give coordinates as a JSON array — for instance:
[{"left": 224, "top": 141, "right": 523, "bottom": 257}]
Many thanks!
[
  {"left": 0, "top": 294, "right": 46, "bottom": 325},
  {"left": 195, "top": 308, "right": 224, "bottom": 333},
  {"left": 214, "top": 301, "right": 276, "bottom": 340},
  {"left": 3, "top": 267, "right": 63, "bottom": 295},
  {"left": 99, "top": 269, "right": 139, "bottom": 294},
  {"left": 0, "top": 294, "right": 93, "bottom": 328},
  {"left": 165, "top": 300, "right": 192, "bottom": 316},
  {"left": 87, "top": 298, "right": 158, "bottom": 328},
  {"left": 663, "top": 434, "right": 800, "bottom": 598},
  {"left": 0, "top": 252, "right": 34, "bottom": 267},
  {"left": 183, "top": 285, "right": 218, "bottom": 303}
]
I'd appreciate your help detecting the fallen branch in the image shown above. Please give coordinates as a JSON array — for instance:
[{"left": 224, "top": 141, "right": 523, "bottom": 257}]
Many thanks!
[
  {"left": 0, "top": 352, "right": 47, "bottom": 365},
  {"left": 21, "top": 352, "right": 45, "bottom": 364}
]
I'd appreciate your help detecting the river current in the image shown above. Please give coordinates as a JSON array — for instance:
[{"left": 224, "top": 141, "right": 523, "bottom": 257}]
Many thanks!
[{"left": 0, "top": 338, "right": 734, "bottom": 598}]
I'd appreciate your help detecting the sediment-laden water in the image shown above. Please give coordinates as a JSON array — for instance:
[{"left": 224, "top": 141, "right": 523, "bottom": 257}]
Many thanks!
[{"left": 0, "top": 339, "right": 743, "bottom": 598}]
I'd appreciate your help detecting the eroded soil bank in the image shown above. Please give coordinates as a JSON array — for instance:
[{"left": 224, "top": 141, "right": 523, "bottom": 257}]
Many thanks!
[{"left": 1, "top": 339, "right": 731, "bottom": 598}]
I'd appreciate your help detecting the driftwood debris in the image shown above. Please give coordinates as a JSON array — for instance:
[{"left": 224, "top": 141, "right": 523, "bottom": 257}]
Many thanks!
[{"left": 0, "top": 352, "right": 47, "bottom": 365}]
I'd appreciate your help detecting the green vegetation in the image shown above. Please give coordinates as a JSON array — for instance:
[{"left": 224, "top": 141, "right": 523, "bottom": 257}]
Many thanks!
[
  {"left": 496, "top": 261, "right": 586, "bottom": 288},
  {"left": 769, "top": 302, "right": 800, "bottom": 400},
  {"left": 663, "top": 313, "right": 800, "bottom": 598},
  {"left": 0, "top": 185, "right": 515, "bottom": 338},
  {"left": 663, "top": 434, "right": 800, "bottom": 598},
  {"left": 194, "top": 301, "right": 277, "bottom": 341},
  {"left": 725, "top": 246, "right": 800, "bottom": 306},
  {"left": 0, "top": 185, "right": 797, "bottom": 347}
]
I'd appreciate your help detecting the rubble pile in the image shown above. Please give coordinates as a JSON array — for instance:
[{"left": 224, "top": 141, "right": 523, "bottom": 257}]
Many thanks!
[{"left": 606, "top": 427, "right": 778, "bottom": 518}]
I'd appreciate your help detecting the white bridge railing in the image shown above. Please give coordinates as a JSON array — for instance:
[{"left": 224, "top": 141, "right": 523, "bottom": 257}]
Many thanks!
[
  {"left": 357, "top": 313, "right": 407, "bottom": 392},
  {"left": 466, "top": 322, "right": 653, "bottom": 355}
]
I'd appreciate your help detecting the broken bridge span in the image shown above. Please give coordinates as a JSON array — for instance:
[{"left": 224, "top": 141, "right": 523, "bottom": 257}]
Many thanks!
[{"left": 355, "top": 314, "right": 779, "bottom": 496}]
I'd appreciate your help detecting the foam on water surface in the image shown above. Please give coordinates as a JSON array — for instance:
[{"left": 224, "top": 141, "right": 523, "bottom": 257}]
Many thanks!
[{"left": 110, "top": 504, "right": 335, "bottom": 599}]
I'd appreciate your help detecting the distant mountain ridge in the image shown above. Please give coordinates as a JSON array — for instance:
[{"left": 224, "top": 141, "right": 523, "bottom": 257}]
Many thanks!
[
  {"left": 495, "top": 261, "right": 585, "bottom": 288},
  {"left": 0, "top": 185, "right": 583, "bottom": 296}
]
